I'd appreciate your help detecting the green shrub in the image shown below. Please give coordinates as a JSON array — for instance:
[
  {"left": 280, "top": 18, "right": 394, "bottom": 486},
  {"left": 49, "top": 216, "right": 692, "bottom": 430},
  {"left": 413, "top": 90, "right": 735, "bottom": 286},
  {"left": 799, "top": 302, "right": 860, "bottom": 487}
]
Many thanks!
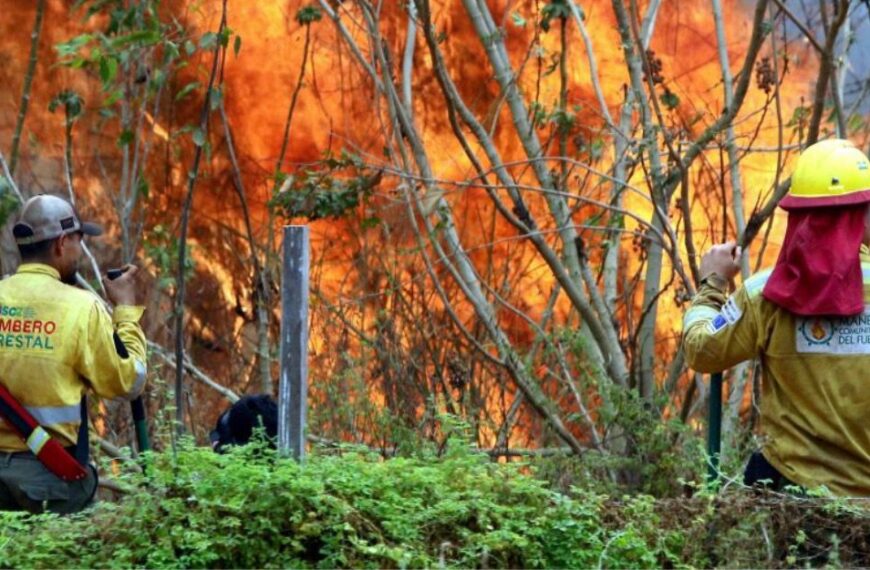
[{"left": 2, "top": 442, "right": 870, "bottom": 568}]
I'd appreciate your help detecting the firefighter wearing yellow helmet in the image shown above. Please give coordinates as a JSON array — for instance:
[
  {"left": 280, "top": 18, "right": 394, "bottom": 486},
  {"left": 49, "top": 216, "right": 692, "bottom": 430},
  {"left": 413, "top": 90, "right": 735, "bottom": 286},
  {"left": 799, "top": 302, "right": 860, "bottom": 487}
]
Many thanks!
[{"left": 683, "top": 138, "right": 870, "bottom": 496}]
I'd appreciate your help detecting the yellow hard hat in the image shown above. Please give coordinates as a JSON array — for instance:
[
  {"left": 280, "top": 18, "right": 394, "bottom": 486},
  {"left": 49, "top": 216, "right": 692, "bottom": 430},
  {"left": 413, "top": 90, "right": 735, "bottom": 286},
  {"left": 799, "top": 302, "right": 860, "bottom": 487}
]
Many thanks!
[{"left": 780, "top": 139, "right": 870, "bottom": 209}]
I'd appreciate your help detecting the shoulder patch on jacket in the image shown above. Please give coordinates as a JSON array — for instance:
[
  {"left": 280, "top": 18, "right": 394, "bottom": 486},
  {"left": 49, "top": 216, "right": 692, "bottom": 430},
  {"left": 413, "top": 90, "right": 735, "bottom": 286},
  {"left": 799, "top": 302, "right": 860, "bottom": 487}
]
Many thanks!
[
  {"left": 721, "top": 296, "right": 743, "bottom": 323},
  {"left": 708, "top": 314, "right": 729, "bottom": 334},
  {"left": 707, "top": 297, "right": 743, "bottom": 334}
]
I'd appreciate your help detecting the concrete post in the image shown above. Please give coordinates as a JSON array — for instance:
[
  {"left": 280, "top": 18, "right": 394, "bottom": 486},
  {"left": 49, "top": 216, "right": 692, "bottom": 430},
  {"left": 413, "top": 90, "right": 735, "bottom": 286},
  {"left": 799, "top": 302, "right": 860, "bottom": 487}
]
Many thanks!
[{"left": 278, "top": 226, "right": 309, "bottom": 460}]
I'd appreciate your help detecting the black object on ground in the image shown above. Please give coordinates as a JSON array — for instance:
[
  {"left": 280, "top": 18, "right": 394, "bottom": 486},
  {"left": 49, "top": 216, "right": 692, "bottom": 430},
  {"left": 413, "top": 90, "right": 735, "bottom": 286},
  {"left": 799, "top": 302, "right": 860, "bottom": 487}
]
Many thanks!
[{"left": 209, "top": 394, "right": 278, "bottom": 453}]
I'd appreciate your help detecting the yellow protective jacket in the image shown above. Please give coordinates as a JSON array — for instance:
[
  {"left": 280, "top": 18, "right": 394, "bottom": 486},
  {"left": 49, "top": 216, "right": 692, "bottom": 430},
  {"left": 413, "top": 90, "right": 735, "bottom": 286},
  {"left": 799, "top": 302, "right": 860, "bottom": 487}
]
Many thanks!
[
  {"left": 0, "top": 263, "right": 146, "bottom": 452},
  {"left": 683, "top": 247, "right": 870, "bottom": 496}
]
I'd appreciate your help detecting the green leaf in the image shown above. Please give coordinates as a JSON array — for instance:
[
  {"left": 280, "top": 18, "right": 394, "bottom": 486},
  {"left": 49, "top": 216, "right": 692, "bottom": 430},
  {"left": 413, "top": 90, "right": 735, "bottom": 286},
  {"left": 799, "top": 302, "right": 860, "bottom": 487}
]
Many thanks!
[
  {"left": 103, "top": 88, "right": 123, "bottom": 107},
  {"left": 137, "top": 176, "right": 150, "bottom": 198},
  {"left": 117, "top": 130, "right": 134, "bottom": 147},
  {"left": 175, "top": 81, "right": 200, "bottom": 101},
  {"left": 847, "top": 112, "right": 864, "bottom": 133},
  {"left": 109, "top": 29, "right": 161, "bottom": 49},
  {"left": 511, "top": 12, "right": 527, "bottom": 27},
  {"left": 296, "top": 5, "right": 323, "bottom": 25},
  {"left": 67, "top": 56, "right": 87, "bottom": 69},
  {"left": 164, "top": 41, "right": 181, "bottom": 61},
  {"left": 660, "top": 90, "right": 680, "bottom": 111},
  {"left": 199, "top": 32, "right": 217, "bottom": 51},
  {"left": 192, "top": 128, "right": 206, "bottom": 147},
  {"left": 173, "top": 124, "right": 194, "bottom": 138},
  {"left": 82, "top": 0, "right": 111, "bottom": 18},
  {"left": 360, "top": 216, "right": 382, "bottom": 230},
  {"left": 786, "top": 105, "right": 809, "bottom": 128},
  {"left": 588, "top": 137, "right": 605, "bottom": 162},
  {"left": 184, "top": 39, "right": 196, "bottom": 56},
  {"left": 49, "top": 90, "right": 84, "bottom": 120},
  {"left": 219, "top": 27, "right": 232, "bottom": 48},
  {"left": 209, "top": 88, "right": 223, "bottom": 111},
  {"left": 99, "top": 56, "right": 118, "bottom": 85},
  {"left": 550, "top": 109, "right": 576, "bottom": 134},
  {"left": 150, "top": 68, "right": 166, "bottom": 89},
  {"left": 233, "top": 35, "right": 242, "bottom": 56},
  {"left": 541, "top": 1, "right": 571, "bottom": 31},
  {"left": 55, "top": 34, "right": 93, "bottom": 59}
]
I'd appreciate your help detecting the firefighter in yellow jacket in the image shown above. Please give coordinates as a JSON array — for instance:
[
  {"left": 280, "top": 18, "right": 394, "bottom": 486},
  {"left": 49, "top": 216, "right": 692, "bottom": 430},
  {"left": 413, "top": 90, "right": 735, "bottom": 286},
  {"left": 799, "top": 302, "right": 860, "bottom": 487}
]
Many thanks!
[
  {"left": 684, "top": 139, "right": 870, "bottom": 496},
  {"left": 0, "top": 194, "right": 146, "bottom": 514}
]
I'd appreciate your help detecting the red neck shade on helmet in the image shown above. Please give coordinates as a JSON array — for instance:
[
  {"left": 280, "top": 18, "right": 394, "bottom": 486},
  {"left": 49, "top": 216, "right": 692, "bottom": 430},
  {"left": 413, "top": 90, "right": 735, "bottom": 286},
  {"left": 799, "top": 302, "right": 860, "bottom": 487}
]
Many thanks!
[{"left": 763, "top": 205, "right": 867, "bottom": 317}]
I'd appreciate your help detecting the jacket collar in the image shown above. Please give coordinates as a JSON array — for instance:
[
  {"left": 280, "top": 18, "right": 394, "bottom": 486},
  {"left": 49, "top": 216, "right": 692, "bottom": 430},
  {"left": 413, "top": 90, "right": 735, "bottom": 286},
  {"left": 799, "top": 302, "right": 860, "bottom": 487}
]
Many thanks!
[{"left": 16, "top": 263, "right": 61, "bottom": 281}]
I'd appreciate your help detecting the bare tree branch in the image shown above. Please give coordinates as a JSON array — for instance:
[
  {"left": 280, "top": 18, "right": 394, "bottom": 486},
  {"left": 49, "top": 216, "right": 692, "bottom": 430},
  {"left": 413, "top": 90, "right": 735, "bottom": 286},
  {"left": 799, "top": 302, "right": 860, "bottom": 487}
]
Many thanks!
[{"left": 8, "top": 0, "right": 45, "bottom": 175}]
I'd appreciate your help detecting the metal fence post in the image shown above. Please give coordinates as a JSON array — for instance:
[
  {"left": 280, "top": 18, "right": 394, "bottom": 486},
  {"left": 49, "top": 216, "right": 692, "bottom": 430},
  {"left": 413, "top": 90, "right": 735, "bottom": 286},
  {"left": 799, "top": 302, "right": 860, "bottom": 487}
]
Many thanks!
[
  {"left": 278, "top": 226, "right": 309, "bottom": 461},
  {"left": 707, "top": 371, "right": 724, "bottom": 485}
]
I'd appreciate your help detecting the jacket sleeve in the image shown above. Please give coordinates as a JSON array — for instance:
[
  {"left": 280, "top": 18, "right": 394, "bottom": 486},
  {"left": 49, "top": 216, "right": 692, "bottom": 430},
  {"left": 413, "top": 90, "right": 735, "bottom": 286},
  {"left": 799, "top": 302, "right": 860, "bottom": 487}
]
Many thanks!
[
  {"left": 682, "top": 283, "right": 760, "bottom": 373},
  {"left": 76, "top": 301, "right": 147, "bottom": 400}
]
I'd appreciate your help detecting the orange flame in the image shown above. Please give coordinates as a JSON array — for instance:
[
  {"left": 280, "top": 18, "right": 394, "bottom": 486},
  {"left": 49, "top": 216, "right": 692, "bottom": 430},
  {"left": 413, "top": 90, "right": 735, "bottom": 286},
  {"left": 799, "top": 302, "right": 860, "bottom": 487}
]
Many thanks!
[{"left": 0, "top": 0, "right": 843, "bottom": 447}]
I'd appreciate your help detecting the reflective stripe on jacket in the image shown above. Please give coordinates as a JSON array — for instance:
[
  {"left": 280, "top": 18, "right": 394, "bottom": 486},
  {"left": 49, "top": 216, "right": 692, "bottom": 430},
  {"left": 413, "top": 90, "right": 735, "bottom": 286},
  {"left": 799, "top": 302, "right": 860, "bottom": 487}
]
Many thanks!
[
  {"left": 0, "top": 263, "right": 146, "bottom": 451},
  {"left": 683, "top": 247, "right": 870, "bottom": 496}
]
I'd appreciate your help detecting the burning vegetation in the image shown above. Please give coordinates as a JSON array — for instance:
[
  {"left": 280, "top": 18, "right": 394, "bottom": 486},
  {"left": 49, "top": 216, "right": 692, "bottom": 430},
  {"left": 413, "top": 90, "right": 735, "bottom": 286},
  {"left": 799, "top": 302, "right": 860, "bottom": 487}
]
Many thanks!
[{"left": 0, "top": 0, "right": 867, "bottom": 494}]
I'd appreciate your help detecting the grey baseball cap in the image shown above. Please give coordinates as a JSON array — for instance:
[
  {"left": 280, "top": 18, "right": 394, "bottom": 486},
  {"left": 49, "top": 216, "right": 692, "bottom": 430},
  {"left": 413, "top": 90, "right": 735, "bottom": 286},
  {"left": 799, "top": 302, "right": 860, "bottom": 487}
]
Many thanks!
[{"left": 13, "top": 194, "right": 103, "bottom": 245}]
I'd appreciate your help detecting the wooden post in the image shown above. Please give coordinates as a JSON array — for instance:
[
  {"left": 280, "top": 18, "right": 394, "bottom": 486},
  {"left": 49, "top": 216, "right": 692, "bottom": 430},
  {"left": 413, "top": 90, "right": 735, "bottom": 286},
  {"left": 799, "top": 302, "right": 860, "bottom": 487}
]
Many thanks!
[{"left": 278, "top": 226, "right": 309, "bottom": 461}]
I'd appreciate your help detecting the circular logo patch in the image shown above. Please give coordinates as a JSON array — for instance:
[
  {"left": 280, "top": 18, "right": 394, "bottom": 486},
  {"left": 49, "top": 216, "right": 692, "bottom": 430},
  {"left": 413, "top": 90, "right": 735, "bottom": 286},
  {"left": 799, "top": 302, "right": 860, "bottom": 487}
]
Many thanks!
[{"left": 800, "top": 318, "right": 834, "bottom": 346}]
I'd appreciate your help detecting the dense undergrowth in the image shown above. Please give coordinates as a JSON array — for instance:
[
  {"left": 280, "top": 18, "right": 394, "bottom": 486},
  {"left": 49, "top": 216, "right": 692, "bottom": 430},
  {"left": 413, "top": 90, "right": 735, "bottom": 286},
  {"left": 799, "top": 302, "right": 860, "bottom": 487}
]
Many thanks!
[{"left": 2, "top": 441, "right": 869, "bottom": 569}]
